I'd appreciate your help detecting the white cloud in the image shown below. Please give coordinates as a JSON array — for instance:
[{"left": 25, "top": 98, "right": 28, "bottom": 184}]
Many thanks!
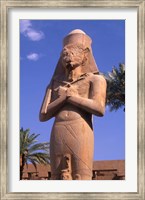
[
  {"left": 20, "top": 20, "right": 31, "bottom": 33},
  {"left": 26, "top": 30, "right": 44, "bottom": 41},
  {"left": 20, "top": 20, "right": 44, "bottom": 41},
  {"left": 27, "top": 53, "right": 40, "bottom": 61}
]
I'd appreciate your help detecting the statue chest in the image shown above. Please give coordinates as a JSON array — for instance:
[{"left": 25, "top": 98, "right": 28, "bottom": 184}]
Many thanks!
[{"left": 51, "top": 77, "right": 91, "bottom": 101}]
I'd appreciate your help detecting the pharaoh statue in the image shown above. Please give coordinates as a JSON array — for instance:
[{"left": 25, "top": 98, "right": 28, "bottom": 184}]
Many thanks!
[{"left": 39, "top": 29, "right": 107, "bottom": 180}]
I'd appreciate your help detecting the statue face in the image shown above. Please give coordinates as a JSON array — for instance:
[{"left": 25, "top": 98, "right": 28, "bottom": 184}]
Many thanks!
[
  {"left": 75, "top": 174, "right": 81, "bottom": 180},
  {"left": 61, "top": 172, "right": 72, "bottom": 180},
  {"left": 61, "top": 45, "right": 85, "bottom": 70}
]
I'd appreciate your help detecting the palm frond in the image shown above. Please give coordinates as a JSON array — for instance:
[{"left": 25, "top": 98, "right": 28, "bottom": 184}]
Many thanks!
[
  {"left": 103, "top": 63, "right": 125, "bottom": 112},
  {"left": 28, "top": 142, "right": 49, "bottom": 153},
  {"left": 20, "top": 128, "right": 50, "bottom": 172}
]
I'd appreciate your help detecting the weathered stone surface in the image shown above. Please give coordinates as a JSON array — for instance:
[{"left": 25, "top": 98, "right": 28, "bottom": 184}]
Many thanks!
[{"left": 39, "top": 29, "right": 107, "bottom": 180}]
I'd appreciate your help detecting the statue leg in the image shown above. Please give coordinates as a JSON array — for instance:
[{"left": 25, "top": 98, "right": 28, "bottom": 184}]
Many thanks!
[
  {"left": 69, "top": 119, "right": 94, "bottom": 180},
  {"left": 50, "top": 118, "right": 94, "bottom": 180},
  {"left": 72, "top": 156, "right": 93, "bottom": 180},
  {"left": 50, "top": 122, "right": 65, "bottom": 180}
]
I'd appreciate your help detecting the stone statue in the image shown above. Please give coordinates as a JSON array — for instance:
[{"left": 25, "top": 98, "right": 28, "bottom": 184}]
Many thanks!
[{"left": 39, "top": 29, "right": 107, "bottom": 180}]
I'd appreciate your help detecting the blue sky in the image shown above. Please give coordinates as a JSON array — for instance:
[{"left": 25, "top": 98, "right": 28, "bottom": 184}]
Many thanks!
[{"left": 20, "top": 20, "right": 125, "bottom": 161}]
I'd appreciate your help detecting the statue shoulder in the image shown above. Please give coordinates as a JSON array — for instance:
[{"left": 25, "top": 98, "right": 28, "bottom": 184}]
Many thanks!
[{"left": 88, "top": 72, "right": 107, "bottom": 84}]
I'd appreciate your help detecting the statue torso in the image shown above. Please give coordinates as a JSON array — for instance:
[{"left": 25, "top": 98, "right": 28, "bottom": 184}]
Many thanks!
[{"left": 51, "top": 73, "right": 94, "bottom": 122}]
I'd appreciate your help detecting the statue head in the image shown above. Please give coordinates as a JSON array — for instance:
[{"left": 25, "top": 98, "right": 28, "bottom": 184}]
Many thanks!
[
  {"left": 61, "top": 169, "right": 72, "bottom": 180},
  {"left": 50, "top": 29, "right": 99, "bottom": 82},
  {"left": 75, "top": 174, "right": 81, "bottom": 180}
]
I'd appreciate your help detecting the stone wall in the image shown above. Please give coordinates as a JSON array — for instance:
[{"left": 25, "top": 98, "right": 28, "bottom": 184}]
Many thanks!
[{"left": 22, "top": 160, "right": 125, "bottom": 180}]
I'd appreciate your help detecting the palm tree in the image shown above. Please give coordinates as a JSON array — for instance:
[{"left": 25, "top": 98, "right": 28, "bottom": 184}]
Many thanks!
[
  {"left": 20, "top": 128, "right": 50, "bottom": 180},
  {"left": 103, "top": 63, "right": 125, "bottom": 112}
]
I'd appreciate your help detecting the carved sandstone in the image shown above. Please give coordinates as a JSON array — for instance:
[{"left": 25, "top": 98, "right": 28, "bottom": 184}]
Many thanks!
[{"left": 39, "top": 29, "right": 107, "bottom": 180}]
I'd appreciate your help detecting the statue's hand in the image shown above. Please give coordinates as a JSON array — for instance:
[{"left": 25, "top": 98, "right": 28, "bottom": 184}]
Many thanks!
[
  {"left": 66, "top": 85, "right": 78, "bottom": 97},
  {"left": 58, "top": 86, "right": 67, "bottom": 97}
]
